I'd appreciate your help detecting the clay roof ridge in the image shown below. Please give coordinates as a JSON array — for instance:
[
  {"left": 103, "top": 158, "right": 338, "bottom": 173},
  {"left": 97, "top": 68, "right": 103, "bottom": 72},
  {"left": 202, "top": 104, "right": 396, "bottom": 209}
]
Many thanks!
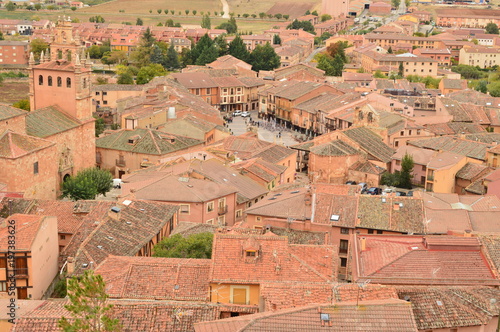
[
  {"left": 288, "top": 251, "right": 332, "bottom": 282},
  {"left": 366, "top": 250, "right": 417, "bottom": 278},
  {"left": 449, "top": 289, "right": 496, "bottom": 317},
  {"left": 120, "top": 264, "right": 134, "bottom": 298}
]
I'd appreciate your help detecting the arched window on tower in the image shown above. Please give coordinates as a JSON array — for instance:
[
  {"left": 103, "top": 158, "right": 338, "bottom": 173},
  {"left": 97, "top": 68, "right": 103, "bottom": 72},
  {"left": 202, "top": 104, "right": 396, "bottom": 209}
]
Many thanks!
[
  {"left": 83, "top": 78, "right": 87, "bottom": 89},
  {"left": 48, "top": 76, "right": 53, "bottom": 86},
  {"left": 38, "top": 75, "right": 43, "bottom": 85},
  {"left": 66, "top": 77, "right": 71, "bottom": 88},
  {"left": 58, "top": 50, "right": 62, "bottom": 60},
  {"left": 67, "top": 51, "right": 71, "bottom": 61},
  {"left": 57, "top": 76, "right": 62, "bottom": 87}
]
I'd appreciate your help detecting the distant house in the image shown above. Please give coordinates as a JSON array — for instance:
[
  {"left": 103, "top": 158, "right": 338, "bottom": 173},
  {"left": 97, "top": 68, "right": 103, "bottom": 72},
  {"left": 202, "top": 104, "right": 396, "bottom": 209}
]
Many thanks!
[{"left": 0, "top": 214, "right": 59, "bottom": 299}]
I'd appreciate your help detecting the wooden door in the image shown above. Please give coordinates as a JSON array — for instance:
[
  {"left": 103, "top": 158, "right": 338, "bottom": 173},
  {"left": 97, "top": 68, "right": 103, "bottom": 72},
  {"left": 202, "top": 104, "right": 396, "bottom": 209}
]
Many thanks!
[{"left": 17, "top": 288, "right": 27, "bottom": 299}]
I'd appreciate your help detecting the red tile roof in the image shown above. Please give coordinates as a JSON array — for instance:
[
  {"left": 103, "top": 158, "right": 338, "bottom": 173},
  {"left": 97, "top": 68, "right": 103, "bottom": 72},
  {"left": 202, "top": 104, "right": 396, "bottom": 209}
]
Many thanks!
[
  {"left": 354, "top": 235, "right": 498, "bottom": 285},
  {"left": 194, "top": 299, "right": 419, "bottom": 332},
  {"left": 95, "top": 256, "right": 211, "bottom": 301},
  {"left": 209, "top": 233, "right": 337, "bottom": 284},
  {"left": 0, "top": 214, "right": 45, "bottom": 251}
]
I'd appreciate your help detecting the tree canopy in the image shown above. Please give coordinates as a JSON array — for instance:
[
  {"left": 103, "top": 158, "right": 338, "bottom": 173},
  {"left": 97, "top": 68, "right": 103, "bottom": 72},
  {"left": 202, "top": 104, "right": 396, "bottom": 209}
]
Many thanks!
[
  {"left": 59, "top": 270, "right": 121, "bottom": 332},
  {"left": 136, "top": 63, "right": 166, "bottom": 84},
  {"left": 61, "top": 168, "right": 113, "bottom": 201},
  {"left": 228, "top": 35, "right": 251, "bottom": 63},
  {"left": 486, "top": 23, "right": 499, "bottom": 35},
  {"left": 153, "top": 233, "right": 213, "bottom": 258},
  {"left": 249, "top": 43, "right": 280, "bottom": 71},
  {"left": 286, "top": 20, "right": 315, "bottom": 34}
]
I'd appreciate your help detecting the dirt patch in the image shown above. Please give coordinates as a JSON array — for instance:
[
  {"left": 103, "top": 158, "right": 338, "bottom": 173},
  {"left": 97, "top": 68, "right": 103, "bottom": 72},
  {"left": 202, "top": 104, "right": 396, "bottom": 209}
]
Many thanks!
[
  {"left": 266, "top": 2, "right": 316, "bottom": 18},
  {"left": 0, "top": 81, "right": 29, "bottom": 105}
]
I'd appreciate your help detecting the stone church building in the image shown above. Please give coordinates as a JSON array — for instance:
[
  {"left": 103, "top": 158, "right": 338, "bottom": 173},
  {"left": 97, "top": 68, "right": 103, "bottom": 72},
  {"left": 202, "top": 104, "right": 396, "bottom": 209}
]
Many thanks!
[{"left": 0, "top": 17, "right": 95, "bottom": 199}]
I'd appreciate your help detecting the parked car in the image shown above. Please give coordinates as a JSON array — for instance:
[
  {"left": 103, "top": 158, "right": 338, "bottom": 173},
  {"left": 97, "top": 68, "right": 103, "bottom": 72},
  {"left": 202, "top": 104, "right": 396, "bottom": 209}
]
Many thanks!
[
  {"left": 407, "top": 191, "right": 414, "bottom": 197},
  {"left": 366, "top": 187, "right": 382, "bottom": 195},
  {"left": 346, "top": 181, "right": 357, "bottom": 185},
  {"left": 395, "top": 191, "right": 407, "bottom": 196},
  {"left": 241, "top": 111, "right": 250, "bottom": 117},
  {"left": 232, "top": 110, "right": 242, "bottom": 116},
  {"left": 358, "top": 182, "right": 368, "bottom": 193}
]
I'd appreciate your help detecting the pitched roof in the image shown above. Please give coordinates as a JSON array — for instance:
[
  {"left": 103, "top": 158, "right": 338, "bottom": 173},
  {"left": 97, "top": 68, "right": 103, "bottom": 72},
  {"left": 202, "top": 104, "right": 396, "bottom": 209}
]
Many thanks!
[
  {"left": 26, "top": 106, "right": 81, "bottom": 138},
  {"left": 343, "top": 127, "right": 395, "bottom": 163},
  {"left": 209, "top": 233, "right": 337, "bottom": 284},
  {"left": 0, "top": 103, "right": 27, "bottom": 121},
  {"left": 408, "top": 136, "right": 491, "bottom": 161},
  {"left": 95, "top": 256, "right": 211, "bottom": 300},
  {"left": 0, "top": 130, "right": 55, "bottom": 159},
  {"left": 456, "top": 162, "right": 490, "bottom": 180},
  {"left": 96, "top": 128, "right": 203, "bottom": 155},
  {"left": 313, "top": 194, "right": 358, "bottom": 227},
  {"left": 355, "top": 235, "right": 498, "bottom": 285},
  {"left": 72, "top": 200, "right": 178, "bottom": 274},
  {"left": 194, "top": 299, "right": 418, "bottom": 332},
  {"left": 132, "top": 175, "right": 237, "bottom": 203},
  {"left": 357, "top": 196, "right": 425, "bottom": 233},
  {"left": 310, "top": 140, "right": 359, "bottom": 156},
  {"left": 245, "top": 188, "right": 310, "bottom": 220},
  {"left": 12, "top": 299, "right": 259, "bottom": 332},
  {"left": 0, "top": 214, "right": 47, "bottom": 251},
  {"left": 396, "top": 286, "right": 500, "bottom": 330}
]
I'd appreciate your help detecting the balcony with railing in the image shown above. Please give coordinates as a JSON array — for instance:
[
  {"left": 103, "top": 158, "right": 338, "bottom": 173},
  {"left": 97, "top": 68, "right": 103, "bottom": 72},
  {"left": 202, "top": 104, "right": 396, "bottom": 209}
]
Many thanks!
[{"left": 218, "top": 205, "right": 228, "bottom": 215}]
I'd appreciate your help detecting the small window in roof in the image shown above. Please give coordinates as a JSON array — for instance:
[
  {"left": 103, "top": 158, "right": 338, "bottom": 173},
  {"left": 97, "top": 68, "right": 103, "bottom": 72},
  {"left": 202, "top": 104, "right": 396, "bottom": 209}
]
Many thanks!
[{"left": 330, "top": 214, "right": 340, "bottom": 221}]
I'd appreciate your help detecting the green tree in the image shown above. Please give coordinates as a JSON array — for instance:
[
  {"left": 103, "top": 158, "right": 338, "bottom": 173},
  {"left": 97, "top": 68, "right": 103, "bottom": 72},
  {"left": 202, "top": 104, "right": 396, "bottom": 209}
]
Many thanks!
[
  {"left": 399, "top": 153, "right": 414, "bottom": 189},
  {"left": 13, "top": 99, "right": 30, "bottom": 111},
  {"left": 5, "top": 2, "right": 16, "bottom": 11},
  {"left": 487, "top": 81, "right": 500, "bottom": 97},
  {"left": 132, "top": 27, "right": 156, "bottom": 67},
  {"left": 195, "top": 45, "right": 219, "bottom": 65},
  {"left": 273, "top": 34, "right": 281, "bottom": 45},
  {"left": 216, "top": 16, "right": 238, "bottom": 34},
  {"left": 398, "top": 62, "right": 404, "bottom": 77},
  {"left": 275, "top": 13, "right": 283, "bottom": 19},
  {"left": 164, "top": 44, "right": 181, "bottom": 69},
  {"left": 117, "top": 72, "right": 134, "bottom": 84},
  {"left": 326, "top": 41, "right": 347, "bottom": 62},
  {"left": 391, "top": 0, "right": 401, "bottom": 8},
  {"left": 283, "top": 14, "right": 289, "bottom": 20},
  {"left": 94, "top": 116, "right": 105, "bottom": 137},
  {"left": 311, "top": 10, "right": 318, "bottom": 16},
  {"left": 193, "top": 10, "right": 197, "bottom": 15},
  {"left": 214, "top": 34, "right": 228, "bottom": 56},
  {"left": 30, "top": 38, "right": 49, "bottom": 61},
  {"left": 387, "top": 46, "right": 393, "bottom": 54},
  {"left": 164, "top": 9, "right": 168, "bottom": 14},
  {"left": 58, "top": 270, "right": 121, "bottom": 332},
  {"left": 150, "top": 45, "right": 165, "bottom": 64},
  {"left": 0, "top": 32, "right": 5, "bottom": 41},
  {"left": 316, "top": 53, "right": 335, "bottom": 76},
  {"left": 136, "top": 63, "right": 166, "bottom": 84},
  {"left": 185, "top": 33, "right": 214, "bottom": 65},
  {"left": 228, "top": 35, "right": 250, "bottom": 62},
  {"left": 201, "top": 14, "right": 211, "bottom": 28},
  {"left": 249, "top": 42, "right": 280, "bottom": 71},
  {"left": 71, "top": 6, "right": 77, "bottom": 11},
  {"left": 373, "top": 70, "right": 386, "bottom": 78},
  {"left": 321, "top": 14, "right": 332, "bottom": 22},
  {"left": 153, "top": 233, "right": 213, "bottom": 258},
  {"left": 486, "top": 22, "right": 499, "bottom": 35},
  {"left": 34, "top": 3, "right": 41, "bottom": 10},
  {"left": 331, "top": 53, "right": 344, "bottom": 76},
  {"left": 286, "top": 19, "right": 315, "bottom": 34},
  {"left": 259, "top": 12, "right": 266, "bottom": 19},
  {"left": 405, "top": 0, "right": 410, "bottom": 6},
  {"left": 170, "top": 10, "right": 174, "bottom": 15},
  {"left": 62, "top": 168, "right": 113, "bottom": 200},
  {"left": 476, "top": 79, "right": 488, "bottom": 94},
  {"left": 136, "top": 17, "right": 143, "bottom": 26},
  {"left": 380, "top": 171, "right": 400, "bottom": 187},
  {"left": 185, "top": 9, "right": 189, "bottom": 15}
]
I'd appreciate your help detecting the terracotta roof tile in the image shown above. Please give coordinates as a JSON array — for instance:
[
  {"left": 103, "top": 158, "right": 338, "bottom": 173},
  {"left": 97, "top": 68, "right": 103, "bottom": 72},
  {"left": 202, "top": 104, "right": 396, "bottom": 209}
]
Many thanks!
[
  {"left": 0, "top": 130, "right": 55, "bottom": 159},
  {"left": 96, "top": 256, "right": 211, "bottom": 301},
  {"left": 0, "top": 103, "right": 27, "bottom": 121},
  {"left": 343, "top": 127, "right": 395, "bottom": 163},
  {"left": 0, "top": 214, "right": 45, "bottom": 251},
  {"left": 355, "top": 235, "right": 498, "bottom": 285},
  {"left": 209, "top": 233, "right": 337, "bottom": 284},
  {"left": 26, "top": 105, "right": 82, "bottom": 138},
  {"left": 194, "top": 299, "right": 418, "bottom": 332}
]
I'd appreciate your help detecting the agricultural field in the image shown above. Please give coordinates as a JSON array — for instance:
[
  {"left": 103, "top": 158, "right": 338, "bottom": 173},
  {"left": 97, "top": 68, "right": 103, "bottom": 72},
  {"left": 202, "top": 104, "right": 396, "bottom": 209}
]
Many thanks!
[
  {"left": 229, "top": 0, "right": 320, "bottom": 18},
  {"left": 0, "top": 81, "right": 29, "bottom": 105},
  {"left": 79, "top": 0, "right": 222, "bottom": 16}
]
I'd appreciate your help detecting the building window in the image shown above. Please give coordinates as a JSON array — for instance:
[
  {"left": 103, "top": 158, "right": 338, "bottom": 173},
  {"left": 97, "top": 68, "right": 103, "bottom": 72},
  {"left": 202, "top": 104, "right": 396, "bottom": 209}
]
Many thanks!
[
  {"left": 38, "top": 75, "right": 43, "bottom": 85},
  {"left": 60, "top": 235, "right": 66, "bottom": 240},
  {"left": 368, "top": 229, "right": 374, "bottom": 234},
  {"left": 48, "top": 76, "right": 53, "bottom": 86},
  {"left": 33, "top": 161, "right": 39, "bottom": 174},
  {"left": 340, "top": 257, "right": 347, "bottom": 267},
  {"left": 236, "top": 210, "right": 242, "bottom": 218},
  {"left": 377, "top": 230, "right": 383, "bottom": 234},
  {"left": 206, "top": 219, "right": 214, "bottom": 224},
  {"left": 340, "top": 228, "right": 349, "bottom": 234},
  {"left": 246, "top": 250, "right": 256, "bottom": 257},
  {"left": 180, "top": 204, "right": 190, "bottom": 214},
  {"left": 66, "top": 77, "right": 71, "bottom": 88},
  {"left": 339, "top": 239, "right": 348, "bottom": 254},
  {"left": 96, "top": 91, "right": 100, "bottom": 95},
  {"left": 207, "top": 201, "right": 214, "bottom": 212},
  {"left": 206, "top": 88, "right": 211, "bottom": 94},
  {"left": 102, "top": 91, "right": 107, "bottom": 96},
  {"left": 83, "top": 78, "right": 87, "bottom": 89},
  {"left": 0, "top": 282, "right": 6, "bottom": 292},
  {"left": 57, "top": 76, "right": 62, "bottom": 87}
]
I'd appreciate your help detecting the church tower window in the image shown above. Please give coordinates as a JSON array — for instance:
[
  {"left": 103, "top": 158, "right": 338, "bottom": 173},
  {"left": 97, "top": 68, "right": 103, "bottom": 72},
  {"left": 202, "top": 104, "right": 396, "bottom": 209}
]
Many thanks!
[
  {"left": 38, "top": 75, "right": 43, "bottom": 85},
  {"left": 66, "top": 77, "right": 71, "bottom": 88},
  {"left": 48, "top": 76, "right": 53, "bottom": 86},
  {"left": 57, "top": 76, "right": 62, "bottom": 87}
]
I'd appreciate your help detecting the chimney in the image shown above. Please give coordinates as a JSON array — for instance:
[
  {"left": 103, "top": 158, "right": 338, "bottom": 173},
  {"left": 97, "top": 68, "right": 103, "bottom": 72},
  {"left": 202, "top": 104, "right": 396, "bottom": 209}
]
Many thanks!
[
  {"left": 464, "top": 229, "right": 472, "bottom": 237},
  {"left": 360, "top": 237, "right": 366, "bottom": 251},
  {"left": 67, "top": 257, "right": 74, "bottom": 275},
  {"left": 108, "top": 206, "right": 121, "bottom": 221}
]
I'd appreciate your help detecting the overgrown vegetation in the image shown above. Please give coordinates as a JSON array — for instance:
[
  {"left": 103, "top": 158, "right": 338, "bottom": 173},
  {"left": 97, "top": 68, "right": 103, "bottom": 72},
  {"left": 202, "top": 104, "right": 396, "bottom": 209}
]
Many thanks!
[
  {"left": 61, "top": 168, "right": 113, "bottom": 201},
  {"left": 153, "top": 233, "right": 214, "bottom": 258},
  {"left": 381, "top": 153, "right": 414, "bottom": 189}
]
